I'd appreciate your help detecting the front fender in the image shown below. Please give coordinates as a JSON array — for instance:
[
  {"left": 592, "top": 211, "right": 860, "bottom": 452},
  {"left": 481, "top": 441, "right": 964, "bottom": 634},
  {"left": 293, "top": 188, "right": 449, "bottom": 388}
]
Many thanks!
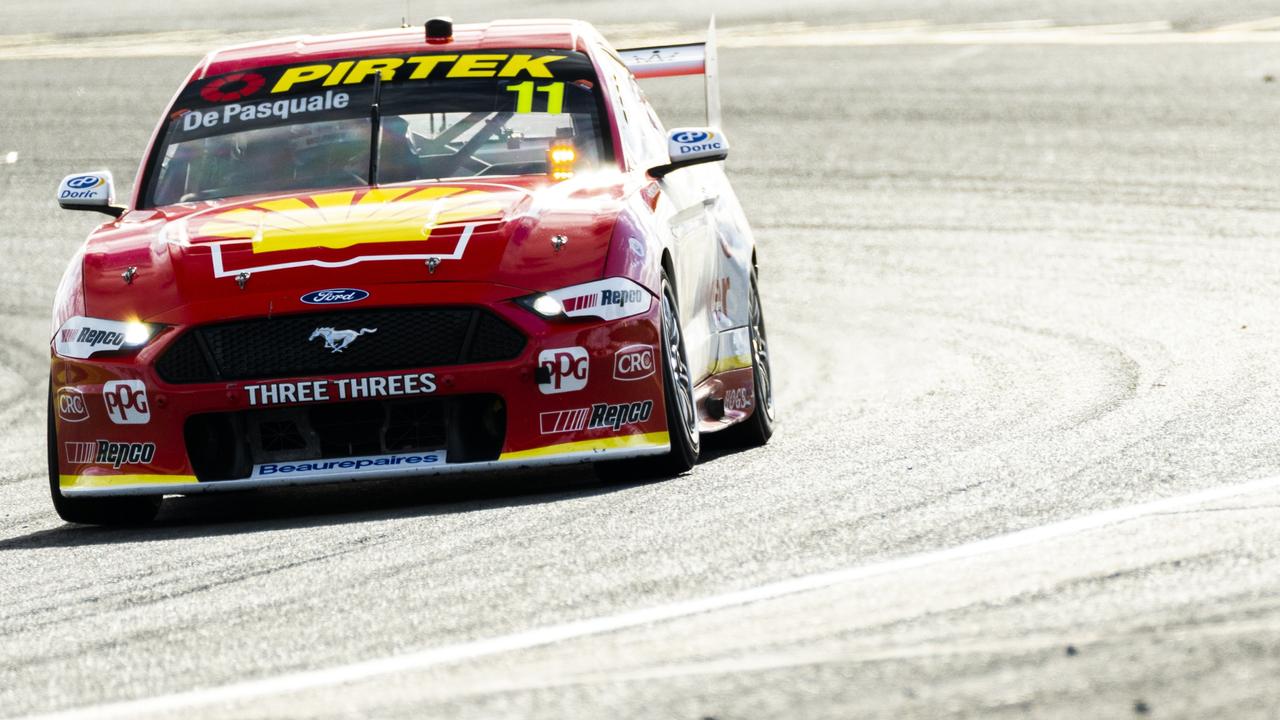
[{"left": 602, "top": 187, "right": 667, "bottom": 297}]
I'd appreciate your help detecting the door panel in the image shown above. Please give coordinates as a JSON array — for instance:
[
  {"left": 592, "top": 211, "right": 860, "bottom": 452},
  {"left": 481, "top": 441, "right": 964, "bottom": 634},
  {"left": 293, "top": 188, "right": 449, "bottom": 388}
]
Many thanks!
[{"left": 659, "top": 169, "right": 717, "bottom": 382}]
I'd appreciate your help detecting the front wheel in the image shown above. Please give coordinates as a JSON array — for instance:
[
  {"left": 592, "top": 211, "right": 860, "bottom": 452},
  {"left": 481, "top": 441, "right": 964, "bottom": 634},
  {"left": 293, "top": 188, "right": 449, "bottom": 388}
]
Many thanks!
[
  {"left": 48, "top": 381, "right": 161, "bottom": 526},
  {"left": 596, "top": 270, "right": 699, "bottom": 481},
  {"left": 654, "top": 271, "right": 700, "bottom": 472}
]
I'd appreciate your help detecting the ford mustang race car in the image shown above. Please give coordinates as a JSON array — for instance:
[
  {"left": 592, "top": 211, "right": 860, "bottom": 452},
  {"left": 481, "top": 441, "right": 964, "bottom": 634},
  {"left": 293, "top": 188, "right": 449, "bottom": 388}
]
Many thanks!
[{"left": 48, "top": 17, "right": 773, "bottom": 525}]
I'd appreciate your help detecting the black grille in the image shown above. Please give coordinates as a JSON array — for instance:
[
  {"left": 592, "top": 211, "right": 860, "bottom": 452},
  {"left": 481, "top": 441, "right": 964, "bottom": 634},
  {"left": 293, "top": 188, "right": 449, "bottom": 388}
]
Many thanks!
[
  {"left": 468, "top": 312, "right": 528, "bottom": 362},
  {"left": 157, "top": 308, "right": 525, "bottom": 384},
  {"left": 156, "top": 332, "right": 212, "bottom": 384},
  {"left": 185, "top": 395, "right": 505, "bottom": 480}
]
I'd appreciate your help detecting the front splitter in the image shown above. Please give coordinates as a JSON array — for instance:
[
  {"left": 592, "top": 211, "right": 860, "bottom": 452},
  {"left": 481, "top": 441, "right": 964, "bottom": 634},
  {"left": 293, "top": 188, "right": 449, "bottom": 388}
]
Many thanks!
[{"left": 60, "top": 432, "right": 670, "bottom": 497}]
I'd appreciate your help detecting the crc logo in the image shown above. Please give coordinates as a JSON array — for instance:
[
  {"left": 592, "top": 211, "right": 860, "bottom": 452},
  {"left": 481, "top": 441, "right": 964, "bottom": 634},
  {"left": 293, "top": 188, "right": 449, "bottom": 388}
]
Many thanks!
[
  {"left": 673, "top": 130, "right": 711, "bottom": 144},
  {"left": 103, "top": 380, "right": 150, "bottom": 425},
  {"left": 300, "top": 288, "right": 369, "bottom": 305},
  {"left": 614, "top": 344, "right": 656, "bottom": 382},
  {"left": 200, "top": 72, "right": 266, "bottom": 103},
  {"left": 66, "top": 175, "right": 103, "bottom": 189},
  {"left": 56, "top": 388, "right": 90, "bottom": 423},
  {"left": 538, "top": 346, "right": 589, "bottom": 394}
]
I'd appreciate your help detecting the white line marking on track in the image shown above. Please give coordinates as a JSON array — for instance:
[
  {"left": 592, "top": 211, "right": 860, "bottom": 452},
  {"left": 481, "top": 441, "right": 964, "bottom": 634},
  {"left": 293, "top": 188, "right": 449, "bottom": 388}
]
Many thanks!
[
  {"left": 3, "top": 151, "right": 16, "bottom": 164},
  {"left": 1211, "top": 16, "right": 1280, "bottom": 33},
  {"left": 18, "top": 475, "right": 1280, "bottom": 720}
]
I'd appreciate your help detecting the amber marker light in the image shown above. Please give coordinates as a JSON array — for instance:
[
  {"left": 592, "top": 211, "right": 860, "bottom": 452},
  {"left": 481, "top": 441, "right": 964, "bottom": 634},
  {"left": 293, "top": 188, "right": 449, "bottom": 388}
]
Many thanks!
[{"left": 548, "top": 141, "right": 577, "bottom": 181}]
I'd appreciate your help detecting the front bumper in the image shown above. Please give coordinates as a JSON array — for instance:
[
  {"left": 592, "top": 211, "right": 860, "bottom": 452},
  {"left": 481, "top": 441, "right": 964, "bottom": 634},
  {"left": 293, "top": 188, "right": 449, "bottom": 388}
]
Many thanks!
[{"left": 52, "top": 287, "right": 669, "bottom": 497}]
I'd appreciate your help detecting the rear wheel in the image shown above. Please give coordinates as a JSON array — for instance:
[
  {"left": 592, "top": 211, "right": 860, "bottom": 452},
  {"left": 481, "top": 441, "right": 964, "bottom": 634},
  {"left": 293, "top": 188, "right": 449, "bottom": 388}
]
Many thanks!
[
  {"left": 596, "top": 270, "right": 699, "bottom": 480},
  {"left": 48, "top": 381, "right": 161, "bottom": 526},
  {"left": 723, "top": 266, "right": 774, "bottom": 446}
]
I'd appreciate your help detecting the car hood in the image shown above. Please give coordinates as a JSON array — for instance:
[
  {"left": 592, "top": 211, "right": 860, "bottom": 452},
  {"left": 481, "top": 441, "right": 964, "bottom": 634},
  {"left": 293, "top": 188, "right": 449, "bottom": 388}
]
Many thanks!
[{"left": 81, "top": 175, "right": 635, "bottom": 323}]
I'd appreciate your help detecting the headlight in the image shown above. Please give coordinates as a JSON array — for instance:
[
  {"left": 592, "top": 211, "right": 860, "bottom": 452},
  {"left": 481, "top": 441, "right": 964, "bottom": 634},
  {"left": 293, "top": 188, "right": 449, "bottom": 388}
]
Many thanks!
[
  {"left": 518, "top": 294, "right": 565, "bottom": 318},
  {"left": 53, "top": 316, "right": 162, "bottom": 359},
  {"left": 123, "top": 321, "right": 152, "bottom": 346},
  {"left": 515, "top": 277, "right": 653, "bottom": 322}
]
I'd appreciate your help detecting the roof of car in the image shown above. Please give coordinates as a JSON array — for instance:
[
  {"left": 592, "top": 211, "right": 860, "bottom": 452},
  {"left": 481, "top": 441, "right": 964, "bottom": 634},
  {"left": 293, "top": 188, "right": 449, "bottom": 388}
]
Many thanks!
[{"left": 196, "top": 19, "right": 600, "bottom": 78}]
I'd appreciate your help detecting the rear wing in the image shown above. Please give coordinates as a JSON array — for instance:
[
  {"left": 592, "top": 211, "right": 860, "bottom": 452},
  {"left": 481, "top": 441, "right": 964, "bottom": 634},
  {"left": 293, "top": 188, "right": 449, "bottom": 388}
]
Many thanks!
[{"left": 618, "top": 17, "right": 721, "bottom": 129}]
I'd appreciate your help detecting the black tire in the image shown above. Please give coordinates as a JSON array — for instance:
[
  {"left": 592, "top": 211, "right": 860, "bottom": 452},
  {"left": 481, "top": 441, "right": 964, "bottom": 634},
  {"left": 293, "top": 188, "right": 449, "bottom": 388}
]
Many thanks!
[
  {"left": 653, "top": 271, "right": 701, "bottom": 472},
  {"left": 48, "top": 382, "right": 161, "bottom": 526},
  {"left": 722, "top": 266, "right": 775, "bottom": 446},
  {"left": 596, "top": 270, "right": 699, "bottom": 480}
]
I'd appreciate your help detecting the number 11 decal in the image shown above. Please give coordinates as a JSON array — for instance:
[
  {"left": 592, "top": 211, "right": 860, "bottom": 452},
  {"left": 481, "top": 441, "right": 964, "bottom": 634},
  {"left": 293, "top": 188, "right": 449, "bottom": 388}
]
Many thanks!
[{"left": 506, "top": 81, "right": 565, "bottom": 114}]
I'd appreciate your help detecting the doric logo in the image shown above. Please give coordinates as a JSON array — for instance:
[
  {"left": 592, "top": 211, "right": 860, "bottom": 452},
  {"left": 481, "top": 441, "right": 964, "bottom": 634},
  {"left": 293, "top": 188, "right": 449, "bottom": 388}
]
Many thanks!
[{"left": 309, "top": 327, "right": 376, "bottom": 353}]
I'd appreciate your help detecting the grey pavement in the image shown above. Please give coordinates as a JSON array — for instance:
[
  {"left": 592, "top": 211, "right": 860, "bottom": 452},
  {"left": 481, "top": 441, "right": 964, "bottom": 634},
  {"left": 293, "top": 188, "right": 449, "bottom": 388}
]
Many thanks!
[{"left": 2, "top": 2, "right": 1280, "bottom": 718}]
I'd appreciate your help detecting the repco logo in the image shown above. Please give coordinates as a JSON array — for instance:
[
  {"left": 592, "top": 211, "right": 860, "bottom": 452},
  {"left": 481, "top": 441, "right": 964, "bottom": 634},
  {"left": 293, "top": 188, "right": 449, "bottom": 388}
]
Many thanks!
[
  {"left": 56, "top": 388, "right": 89, "bottom": 423},
  {"left": 538, "top": 347, "right": 589, "bottom": 394},
  {"left": 103, "top": 380, "right": 150, "bottom": 425},
  {"left": 614, "top": 344, "right": 655, "bottom": 382}
]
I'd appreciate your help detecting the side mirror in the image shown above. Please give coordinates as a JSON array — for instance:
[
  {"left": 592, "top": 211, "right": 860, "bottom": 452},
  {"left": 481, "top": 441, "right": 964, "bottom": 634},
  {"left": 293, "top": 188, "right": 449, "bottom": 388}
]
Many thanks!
[
  {"left": 647, "top": 128, "right": 730, "bottom": 179},
  {"left": 57, "top": 171, "right": 124, "bottom": 217}
]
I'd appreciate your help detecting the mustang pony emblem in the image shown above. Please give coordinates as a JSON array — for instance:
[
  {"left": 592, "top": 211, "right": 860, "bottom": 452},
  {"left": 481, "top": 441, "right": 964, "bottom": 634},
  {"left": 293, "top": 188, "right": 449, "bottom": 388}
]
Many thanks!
[{"left": 309, "top": 327, "right": 376, "bottom": 353}]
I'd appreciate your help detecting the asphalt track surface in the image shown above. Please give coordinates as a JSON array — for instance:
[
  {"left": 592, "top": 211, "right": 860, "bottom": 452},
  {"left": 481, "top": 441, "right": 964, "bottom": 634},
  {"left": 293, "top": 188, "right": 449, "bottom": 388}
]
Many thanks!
[{"left": 4, "top": 1, "right": 1280, "bottom": 718}]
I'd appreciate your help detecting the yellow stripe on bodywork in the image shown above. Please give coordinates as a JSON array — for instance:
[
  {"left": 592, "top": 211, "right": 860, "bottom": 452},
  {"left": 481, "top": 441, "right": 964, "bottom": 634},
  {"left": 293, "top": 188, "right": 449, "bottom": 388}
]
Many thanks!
[
  {"left": 716, "top": 353, "right": 753, "bottom": 373},
  {"left": 60, "top": 474, "right": 198, "bottom": 490},
  {"left": 698, "top": 353, "right": 753, "bottom": 379},
  {"left": 500, "top": 432, "right": 670, "bottom": 461}
]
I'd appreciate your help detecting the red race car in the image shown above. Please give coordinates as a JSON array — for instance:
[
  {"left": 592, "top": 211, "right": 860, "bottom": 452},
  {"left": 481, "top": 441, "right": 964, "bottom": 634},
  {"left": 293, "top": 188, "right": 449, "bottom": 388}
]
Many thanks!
[{"left": 48, "top": 17, "right": 773, "bottom": 524}]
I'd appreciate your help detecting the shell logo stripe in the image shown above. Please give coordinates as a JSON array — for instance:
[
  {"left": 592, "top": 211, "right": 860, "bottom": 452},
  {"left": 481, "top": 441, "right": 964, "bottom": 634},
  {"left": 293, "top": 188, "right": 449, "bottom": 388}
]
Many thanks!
[{"left": 198, "top": 186, "right": 509, "bottom": 254}]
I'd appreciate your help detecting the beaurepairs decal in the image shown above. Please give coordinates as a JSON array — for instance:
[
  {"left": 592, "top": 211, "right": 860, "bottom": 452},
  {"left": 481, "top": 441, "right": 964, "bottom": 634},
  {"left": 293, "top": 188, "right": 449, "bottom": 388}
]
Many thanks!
[{"left": 251, "top": 450, "right": 446, "bottom": 479}]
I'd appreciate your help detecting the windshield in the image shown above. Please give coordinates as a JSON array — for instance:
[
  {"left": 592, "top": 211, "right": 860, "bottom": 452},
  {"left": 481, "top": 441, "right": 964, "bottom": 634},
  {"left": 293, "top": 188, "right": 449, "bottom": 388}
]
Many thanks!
[{"left": 146, "top": 50, "right": 609, "bottom": 207}]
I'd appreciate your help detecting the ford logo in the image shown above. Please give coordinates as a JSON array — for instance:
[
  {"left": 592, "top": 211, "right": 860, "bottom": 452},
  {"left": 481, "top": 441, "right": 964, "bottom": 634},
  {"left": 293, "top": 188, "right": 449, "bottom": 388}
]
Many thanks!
[
  {"left": 300, "top": 288, "right": 369, "bottom": 305},
  {"left": 673, "top": 130, "right": 711, "bottom": 144},
  {"left": 66, "top": 175, "right": 103, "bottom": 189}
]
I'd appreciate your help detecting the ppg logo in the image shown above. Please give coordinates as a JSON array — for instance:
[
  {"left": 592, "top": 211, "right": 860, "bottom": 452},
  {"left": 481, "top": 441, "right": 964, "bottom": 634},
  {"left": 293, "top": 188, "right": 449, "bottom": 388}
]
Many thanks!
[
  {"left": 66, "top": 175, "right": 103, "bottom": 189},
  {"left": 103, "top": 380, "right": 150, "bottom": 425},
  {"left": 538, "top": 346, "right": 589, "bottom": 394},
  {"left": 613, "top": 344, "right": 656, "bottom": 382},
  {"left": 673, "top": 130, "right": 711, "bottom": 144}
]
